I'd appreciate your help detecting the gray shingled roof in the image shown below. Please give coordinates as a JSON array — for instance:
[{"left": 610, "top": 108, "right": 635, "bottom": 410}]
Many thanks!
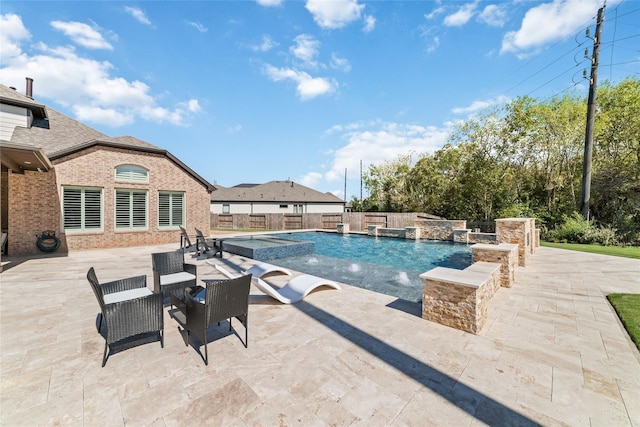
[
  {"left": 0, "top": 83, "right": 213, "bottom": 191},
  {"left": 210, "top": 180, "right": 345, "bottom": 204}
]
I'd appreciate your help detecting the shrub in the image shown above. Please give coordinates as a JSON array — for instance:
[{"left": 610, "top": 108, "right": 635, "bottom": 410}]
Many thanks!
[{"left": 546, "top": 212, "right": 620, "bottom": 246}]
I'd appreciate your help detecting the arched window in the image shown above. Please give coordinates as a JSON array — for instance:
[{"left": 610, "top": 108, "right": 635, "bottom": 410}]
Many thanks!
[{"left": 115, "top": 165, "right": 148, "bottom": 182}]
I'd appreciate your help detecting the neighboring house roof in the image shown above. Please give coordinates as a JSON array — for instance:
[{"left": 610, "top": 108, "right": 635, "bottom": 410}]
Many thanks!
[
  {"left": 0, "top": 83, "right": 214, "bottom": 192},
  {"left": 210, "top": 181, "right": 345, "bottom": 204}
]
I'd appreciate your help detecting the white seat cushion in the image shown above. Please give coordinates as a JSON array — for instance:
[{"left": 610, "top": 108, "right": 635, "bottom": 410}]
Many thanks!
[
  {"left": 160, "top": 271, "right": 196, "bottom": 286},
  {"left": 104, "top": 287, "right": 152, "bottom": 304}
]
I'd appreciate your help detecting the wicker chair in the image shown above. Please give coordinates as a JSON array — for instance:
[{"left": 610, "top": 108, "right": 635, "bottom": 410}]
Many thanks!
[
  {"left": 151, "top": 250, "right": 197, "bottom": 300},
  {"left": 171, "top": 274, "right": 251, "bottom": 365},
  {"left": 86, "top": 267, "right": 164, "bottom": 367}
]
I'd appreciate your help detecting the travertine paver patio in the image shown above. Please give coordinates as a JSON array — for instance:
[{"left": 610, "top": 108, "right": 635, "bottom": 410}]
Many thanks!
[{"left": 0, "top": 243, "right": 638, "bottom": 426}]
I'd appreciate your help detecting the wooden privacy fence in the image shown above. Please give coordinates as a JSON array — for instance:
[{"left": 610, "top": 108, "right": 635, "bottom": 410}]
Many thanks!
[{"left": 210, "top": 212, "right": 436, "bottom": 232}]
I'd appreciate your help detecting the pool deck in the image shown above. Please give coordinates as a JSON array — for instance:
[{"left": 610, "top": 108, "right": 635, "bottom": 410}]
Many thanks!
[{"left": 0, "top": 242, "right": 639, "bottom": 426}]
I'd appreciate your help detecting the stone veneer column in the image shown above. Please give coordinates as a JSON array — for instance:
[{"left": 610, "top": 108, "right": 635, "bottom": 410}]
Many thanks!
[
  {"left": 367, "top": 225, "right": 380, "bottom": 236},
  {"left": 453, "top": 229, "right": 470, "bottom": 243},
  {"left": 337, "top": 223, "right": 350, "bottom": 234},
  {"left": 420, "top": 267, "right": 497, "bottom": 334},
  {"left": 495, "top": 218, "right": 535, "bottom": 267},
  {"left": 405, "top": 226, "right": 420, "bottom": 239},
  {"left": 471, "top": 243, "right": 518, "bottom": 288}
]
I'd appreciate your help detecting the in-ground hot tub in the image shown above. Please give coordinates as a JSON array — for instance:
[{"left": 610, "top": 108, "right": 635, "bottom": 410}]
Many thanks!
[{"left": 222, "top": 235, "right": 314, "bottom": 261}]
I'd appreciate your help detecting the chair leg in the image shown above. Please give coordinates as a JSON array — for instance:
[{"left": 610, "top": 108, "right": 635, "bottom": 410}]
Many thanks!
[
  {"left": 204, "top": 341, "right": 208, "bottom": 366},
  {"left": 101, "top": 342, "right": 109, "bottom": 367},
  {"left": 97, "top": 313, "right": 103, "bottom": 333},
  {"left": 160, "top": 330, "right": 164, "bottom": 348}
]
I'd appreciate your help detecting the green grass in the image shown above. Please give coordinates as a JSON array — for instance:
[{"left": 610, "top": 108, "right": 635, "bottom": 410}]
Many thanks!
[
  {"left": 607, "top": 294, "right": 640, "bottom": 351},
  {"left": 541, "top": 241, "right": 640, "bottom": 259}
]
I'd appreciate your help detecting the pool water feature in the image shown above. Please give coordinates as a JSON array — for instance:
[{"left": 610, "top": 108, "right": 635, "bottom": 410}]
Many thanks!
[
  {"left": 222, "top": 236, "right": 314, "bottom": 261},
  {"left": 271, "top": 232, "right": 472, "bottom": 303}
]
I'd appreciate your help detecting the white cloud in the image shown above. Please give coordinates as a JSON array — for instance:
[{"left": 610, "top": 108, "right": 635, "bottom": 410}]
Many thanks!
[
  {"left": 305, "top": 0, "right": 365, "bottom": 29},
  {"left": 451, "top": 95, "right": 510, "bottom": 114},
  {"left": 187, "top": 21, "right": 208, "bottom": 33},
  {"left": 263, "top": 64, "right": 335, "bottom": 100},
  {"left": 256, "top": 0, "right": 283, "bottom": 6},
  {"left": 478, "top": 4, "right": 507, "bottom": 27},
  {"left": 51, "top": 21, "right": 113, "bottom": 50},
  {"left": 321, "top": 122, "right": 450, "bottom": 186},
  {"left": 362, "top": 15, "right": 376, "bottom": 33},
  {"left": 330, "top": 53, "right": 351, "bottom": 72},
  {"left": 299, "top": 171, "right": 323, "bottom": 188},
  {"left": 0, "top": 13, "right": 30, "bottom": 59},
  {"left": 426, "top": 36, "right": 440, "bottom": 53},
  {"left": 425, "top": 6, "right": 446, "bottom": 20},
  {"left": 290, "top": 34, "right": 320, "bottom": 69},
  {"left": 443, "top": 2, "right": 478, "bottom": 27},
  {"left": 124, "top": 6, "right": 152, "bottom": 26},
  {"left": 0, "top": 14, "right": 200, "bottom": 127},
  {"left": 501, "top": 0, "right": 611, "bottom": 54},
  {"left": 251, "top": 35, "right": 277, "bottom": 52}
]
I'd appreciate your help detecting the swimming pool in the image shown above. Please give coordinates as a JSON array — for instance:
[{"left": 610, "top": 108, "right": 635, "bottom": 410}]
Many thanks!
[{"left": 270, "top": 231, "right": 472, "bottom": 303}]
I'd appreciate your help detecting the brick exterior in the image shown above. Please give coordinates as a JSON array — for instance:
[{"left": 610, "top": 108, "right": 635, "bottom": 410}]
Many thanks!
[{"left": 6, "top": 146, "right": 210, "bottom": 255}]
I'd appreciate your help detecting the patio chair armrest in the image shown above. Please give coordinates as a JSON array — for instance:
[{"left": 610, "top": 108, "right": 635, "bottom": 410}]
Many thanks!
[
  {"left": 152, "top": 271, "right": 161, "bottom": 294},
  {"left": 184, "top": 292, "right": 206, "bottom": 331},
  {"left": 103, "top": 293, "right": 164, "bottom": 344},
  {"left": 102, "top": 274, "right": 147, "bottom": 295},
  {"left": 183, "top": 263, "right": 197, "bottom": 276}
]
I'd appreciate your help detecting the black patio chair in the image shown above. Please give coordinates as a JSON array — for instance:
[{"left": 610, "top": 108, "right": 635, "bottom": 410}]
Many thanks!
[
  {"left": 171, "top": 274, "right": 251, "bottom": 365},
  {"left": 194, "top": 227, "right": 223, "bottom": 258},
  {"left": 151, "top": 250, "right": 197, "bottom": 300},
  {"left": 86, "top": 267, "right": 164, "bottom": 367}
]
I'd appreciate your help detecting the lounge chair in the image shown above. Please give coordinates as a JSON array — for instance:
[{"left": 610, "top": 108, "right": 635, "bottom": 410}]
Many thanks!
[
  {"left": 179, "top": 226, "right": 197, "bottom": 253},
  {"left": 206, "top": 260, "right": 291, "bottom": 279},
  {"left": 213, "top": 263, "right": 340, "bottom": 304},
  {"left": 194, "top": 227, "right": 223, "bottom": 258}
]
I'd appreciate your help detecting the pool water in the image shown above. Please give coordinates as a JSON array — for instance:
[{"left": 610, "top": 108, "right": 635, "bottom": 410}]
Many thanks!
[{"left": 271, "top": 232, "right": 472, "bottom": 303}]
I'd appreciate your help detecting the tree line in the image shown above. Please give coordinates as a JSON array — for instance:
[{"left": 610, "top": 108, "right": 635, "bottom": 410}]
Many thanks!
[{"left": 351, "top": 77, "right": 639, "bottom": 244}]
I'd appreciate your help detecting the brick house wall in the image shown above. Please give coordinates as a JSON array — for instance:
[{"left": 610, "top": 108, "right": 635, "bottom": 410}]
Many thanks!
[{"left": 7, "top": 145, "right": 210, "bottom": 255}]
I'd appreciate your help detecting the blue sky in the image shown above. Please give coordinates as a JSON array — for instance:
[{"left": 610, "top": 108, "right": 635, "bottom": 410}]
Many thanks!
[{"left": 1, "top": 0, "right": 638, "bottom": 200}]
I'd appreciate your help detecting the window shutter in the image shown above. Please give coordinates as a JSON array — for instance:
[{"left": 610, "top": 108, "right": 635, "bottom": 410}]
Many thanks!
[
  {"left": 115, "top": 165, "right": 148, "bottom": 182},
  {"left": 115, "top": 191, "right": 130, "bottom": 228},
  {"left": 63, "top": 188, "right": 82, "bottom": 229},
  {"left": 158, "top": 193, "right": 170, "bottom": 227},
  {"left": 84, "top": 189, "right": 102, "bottom": 229},
  {"left": 171, "top": 193, "right": 184, "bottom": 226}
]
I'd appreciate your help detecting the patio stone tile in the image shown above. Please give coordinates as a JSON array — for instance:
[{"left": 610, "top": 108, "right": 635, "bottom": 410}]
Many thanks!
[
  {"left": 1, "top": 243, "right": 639, "bottom": 425},
  {"left": 395, "top": 388, "right": 475, "bottom": 426}
]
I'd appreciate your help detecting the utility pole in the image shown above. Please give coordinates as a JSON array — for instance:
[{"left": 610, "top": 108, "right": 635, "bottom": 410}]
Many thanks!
[
  {"left": 344, "top": 168, "right": 347, "bottom": 202},
  {"left": 360, "top": 160, "right": 363, "bottom": 212},
  {"left": 580, "top": 3, "right": 605, "bottom": 220}
]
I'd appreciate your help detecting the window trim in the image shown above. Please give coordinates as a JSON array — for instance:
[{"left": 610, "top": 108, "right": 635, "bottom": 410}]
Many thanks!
[
  {"left": 62, "top": 186, "right": 103, "bottom": 233},
  {"left": 115, "top": 188, "right": 148, "bottom": 230},
  {"left": 115, "top": 164, "right": 149, "bottom": 183},
  {"left": 158, "top": 191, "right": 185, "bottom": 228}
]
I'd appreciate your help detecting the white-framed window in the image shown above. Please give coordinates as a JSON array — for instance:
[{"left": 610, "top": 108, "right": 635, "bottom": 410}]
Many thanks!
[
  {"left": 115, "top": 165, "right": 148, "bottom": 183},
  {"left": 279, "top": 204, "right": 288, "bottom": 209},
  {"left": 115, "top": 189, "right": 147, "bottom": 230},
  {"left": 293, "top": 204, "right": 304, "bottom": 213},
  {"left": 222, "top": 204, "right": 230, "bottom": 214},
  {"left": 62, "top": 186, "right": 103, "bottom": 231},
  {"left": 158, "top": 191, "right": 185, "bottom": 228}
]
